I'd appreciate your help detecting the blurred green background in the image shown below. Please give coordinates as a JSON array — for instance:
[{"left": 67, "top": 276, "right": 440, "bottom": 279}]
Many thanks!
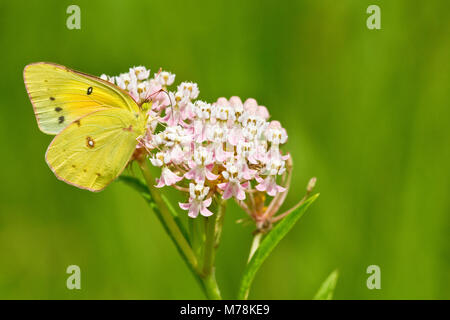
[{"left": 0, "top": 0, "right": 449, "bottom": 299}]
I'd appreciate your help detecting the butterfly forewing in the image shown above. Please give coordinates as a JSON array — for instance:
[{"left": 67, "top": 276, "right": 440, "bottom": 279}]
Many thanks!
[{"left": 24, "top": 62, "right": 140, "bottom": 134}]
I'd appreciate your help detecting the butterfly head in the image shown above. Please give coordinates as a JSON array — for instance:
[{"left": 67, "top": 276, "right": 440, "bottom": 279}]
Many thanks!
[{"left": 140, "top": 101, "right": 151, "bottom": 112}]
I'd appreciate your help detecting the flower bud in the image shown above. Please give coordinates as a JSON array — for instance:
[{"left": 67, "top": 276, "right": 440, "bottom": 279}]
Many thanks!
[{"left": 307, "top": 177, "right": 317, "bottom": 193}]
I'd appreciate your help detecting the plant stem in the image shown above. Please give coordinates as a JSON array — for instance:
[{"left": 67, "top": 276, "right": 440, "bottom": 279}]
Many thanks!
[
  {"left": 138, "top": 160, "right": 199, "bottom": 273},
  {"left": 202, "top": 271, "right": 222, "bottom": 300},
  {"left": 214, "top": 199, "right": 227, "bottom": 248},
  {"left": 201, "top": 199, "right": 223, "bottom": 300},
  {"left": 189, "top": 216, "right": 204, "bottom": 260},
  {"left": 248, "top": 232, "right": 263, "bottom": 263},
  {"left": 203, "top": 214, "right": 218, "bottom": 275}
]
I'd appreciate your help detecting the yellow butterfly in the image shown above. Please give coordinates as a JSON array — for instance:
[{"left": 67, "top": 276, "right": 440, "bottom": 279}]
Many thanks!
[{"left": 24, "top": 62, "right": 147, "bottom": 192}]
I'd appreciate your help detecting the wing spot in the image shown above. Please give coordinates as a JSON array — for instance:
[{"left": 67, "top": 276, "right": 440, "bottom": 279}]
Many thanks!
[
  {"left": 86, "top": 136, "right": 95, "bottom": 148},
  {"left": 87, "top": 87, "right": 93, "bottom": 95},
  {"left": 83, "top": 169, "right": 87, "bottom": 173},
  {"left": 72, "top": 164, "right": 76, "bottom": 168},
  {"left": 58, "top": 116, "right": 65, "bottom": 124},
  {"left": 55, "top": 107, "right": 62, "bottom": 112},
  {"left": 96, "top": 173, "right": 102, "bottom": 177},
  {"left": 50, "top": 97, "right": 55, "bottom": 101},
  {"left": 75, "top": 120, "right": 81, "bottom": 127}
]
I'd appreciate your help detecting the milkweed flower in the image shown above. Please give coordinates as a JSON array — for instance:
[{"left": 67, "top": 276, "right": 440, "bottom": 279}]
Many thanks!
[
  {"left": 155, "top": 71, "right": 176, "bottom": 86},
  {"left": 184, "top": 147, "right": 218, "bottom": 183},
  {"left": 218, "top": 162, "right": 249, "bottom": 201},
  {"left": 155, "top": 167, "right": 183, "bottom": 188},
  {"left": 101, "top": 66, "right": 292, "bottom": 223},
  {"left": 179, "top": 182, "right": 213, "bottom": 218}
]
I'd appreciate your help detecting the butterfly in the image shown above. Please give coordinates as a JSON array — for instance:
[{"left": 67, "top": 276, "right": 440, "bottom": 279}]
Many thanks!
[{"left": 24, "top": 62, "right": 148, "bottom": 192}]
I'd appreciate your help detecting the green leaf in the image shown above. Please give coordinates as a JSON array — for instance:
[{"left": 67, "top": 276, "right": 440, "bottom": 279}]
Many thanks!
[
  {"left": 238, "top": 194, "right": 319, "bottom": 300},
  {"left": 313, "top": 269, "right": 339, "bottom": 300}
]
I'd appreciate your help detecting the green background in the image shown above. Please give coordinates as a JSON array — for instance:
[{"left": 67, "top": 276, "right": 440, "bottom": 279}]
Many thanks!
[{"left": 0, "top": 0, "right": 449, "bottom": 299}]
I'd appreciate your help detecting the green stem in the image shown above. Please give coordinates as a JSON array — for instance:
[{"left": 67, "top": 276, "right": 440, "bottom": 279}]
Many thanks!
[
  {"left": 202, "top": 271, "right": 222, "bottom": 300},
  {"left": 138, "top": 160, "right": 199, "bottom": 273},
  {"left": 201, "top": 199, "right": 223, "bottom": 299},
  {"left": 189, "top": 216, "right": 204, "bottom": 260},
  {"left": 214, "top": 199, "right": 227, "bottom": 248},
  {"left": 203, "top": 214, "right": 217, "bottom": 275}
]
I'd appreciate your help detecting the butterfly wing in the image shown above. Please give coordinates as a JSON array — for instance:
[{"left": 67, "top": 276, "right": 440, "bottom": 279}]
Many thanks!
[
  {"left": 24, "top": 62, "right": 140, "bottom": 135},
  {"left": 45, "top": 109, "right": 145, "bottom": 192}
]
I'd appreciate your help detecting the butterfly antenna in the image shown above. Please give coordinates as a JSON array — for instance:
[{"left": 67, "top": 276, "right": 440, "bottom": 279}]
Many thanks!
[
  {"left": 162, "top": 89, "right": 175, "bottom": 121},
  {"left": 159, "top": 89, "right": 173, "bottom": 108}
]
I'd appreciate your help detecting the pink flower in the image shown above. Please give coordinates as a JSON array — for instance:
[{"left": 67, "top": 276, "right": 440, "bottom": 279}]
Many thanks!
[
  {"left": 192, "top": 101, "right": 213, "bottom": 143},
  {"left": 161, "top": 92, "right": 194, "bottom": 126},
  {"left": 255, "top": 175, "right": 285, "bottom": 197},
  {"left": 149, "top": 84, "right": 172, "bottom": 111},
  {"left": 227, "top": 125, "right": 243, "bottom": 146},
  {"left": 193, "top": 119, "right": 209, "bottom": 143},
  {"left": 169, "top": 144, "right": 186, "bottom": 165},
  {"left": 218, "top": 163, "right": 248, "bottom": 200},
  {"left": 184, "top": 147, "right": 218, "bottom": 183},
  {"left": 236, "top": 141, "right": 259, "bottom": 165},
  {"left": 239, "top": 161, "right": 257, "bottom": 180},
  {"left": 179, "top": 183, "right": 213, "bottom": 218},
  {"left": 266, "top": 120, "right": 288, "bottom": 145},
  {"left": 185, "top": 163, "right": 217, "bottom": 183},
  {"left": 243, "top": 98, "right": 269, "bottom": 120},
  {"left": 218, "top": 181, "right": 248, "bottom": 200},
  {"left": 162, "top": 107, "right": 183, "bottom": 127},
  {"left": 155, "top": 167, "right": 183, "bottom": 188}
]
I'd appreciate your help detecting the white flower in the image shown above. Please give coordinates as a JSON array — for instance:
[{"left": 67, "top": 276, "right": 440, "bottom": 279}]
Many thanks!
[
  {"left": 156, "top": 71, "right": 176, "bottom": 86},
  {"left": 100, "top": 74, "right": 115, "bottom": 84},
  {"left": 150, "top": 152, "right": 170, "bottom": 167},
  {"left": 266, "top": 121, "right": 288, "bottom": 145},
  {"left": 213, "top": 104, "right": 235, "bottom": 124},
  {"left": 192, "top": 101, "right": 212, "bottom": 120},
  {"left": 115, "top": 73, "right": 133, "bottom": 90},
  {"left": 137, "top": 81, "right": 150, "bottom": 99},
  {"left": 130, "top": 66, "right": 150, "bottom": 81},
  {"left": 177, "top": 82, "right": 199, "bottom": 100},
  {"left": 179, "top": 182, "right": 213, "bottom": 218}
]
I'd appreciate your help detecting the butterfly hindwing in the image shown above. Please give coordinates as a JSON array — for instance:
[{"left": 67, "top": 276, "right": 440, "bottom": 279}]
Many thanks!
[
  {"left": 45, "top": 109, "right": 145, "bottom": 191},
  {"left": 24, "top": 62, "right": 140, "bottom": 135}
]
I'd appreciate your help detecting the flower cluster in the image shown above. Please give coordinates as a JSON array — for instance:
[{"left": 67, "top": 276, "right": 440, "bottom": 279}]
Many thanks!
[{"left": 101, "top": 66, "right": 290, "bottom": 219}]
